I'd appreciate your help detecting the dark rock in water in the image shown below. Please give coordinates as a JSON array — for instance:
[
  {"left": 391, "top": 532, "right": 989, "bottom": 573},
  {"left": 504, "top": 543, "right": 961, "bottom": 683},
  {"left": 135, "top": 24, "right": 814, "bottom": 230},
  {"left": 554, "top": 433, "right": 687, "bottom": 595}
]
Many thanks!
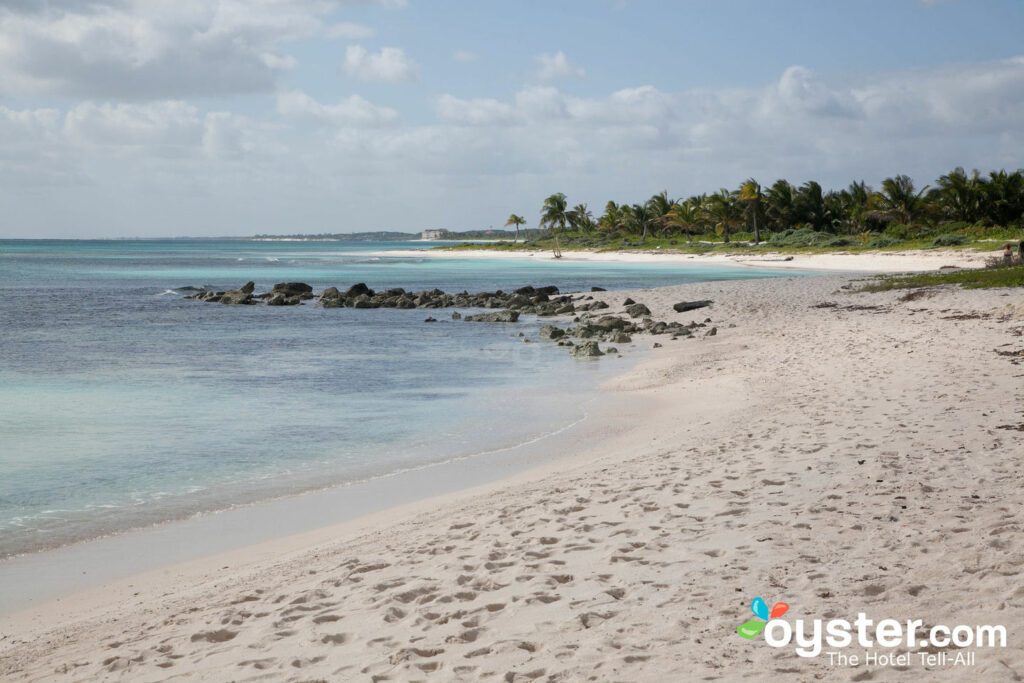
[
  {"left": 464, "top": 310, "right": 519, "bottom": 323},
  {"left": 555, "top": 303, "right": 575, "bottom": 315},
  {"left": 272, "top": 282, "right": 312, "bottom": 297},
  {"left": 591, "top": 286, "right": 606, "bottom": 292},
  {"left": 451, "top": 311, "right": 462, "bottom": 320},
  {"left": 320, "top": 286, "right": 341, "bottom": 299},
  {"left": 625, "top": 303, "right": 651, "bottom": 318},
  {"left": 608, "top": 332, "right": 632, "bottom": 344},
  {"left": 514, "top": 285, "right": 536, "bottom": 295},
  {"left": 345, "top": 283, "right": 374, "bottom": 298},
  {"left": 570, "top": 341, "right": 604, "bottom": 358},
  {"left": 623, "top": 297, "right": 635, "bottom": 306},
  {"left": 539, "top": 324, "right": 565, "bottom": 340},
  {"left": 424, "top": 317, "right": 437, "bottom": 322},
  {"left": 217, "top": 281, "right": 256, "bottom": 305},
  {"left": 673, "top": 300, "right": 713, "bottom": 313},
  {"left": 535, "top": 285, "right": 560, "bottom": 296},
  {"left": 605, "top": 347, "right": 618, "bottom": 354}
]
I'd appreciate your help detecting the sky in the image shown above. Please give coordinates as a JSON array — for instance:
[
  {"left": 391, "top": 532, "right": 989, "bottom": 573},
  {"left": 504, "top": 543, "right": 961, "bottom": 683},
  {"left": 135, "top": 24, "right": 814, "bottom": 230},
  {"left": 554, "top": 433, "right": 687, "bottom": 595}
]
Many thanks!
[{"left": 1, "top": 0, "right": 1023, "bottom": 238}]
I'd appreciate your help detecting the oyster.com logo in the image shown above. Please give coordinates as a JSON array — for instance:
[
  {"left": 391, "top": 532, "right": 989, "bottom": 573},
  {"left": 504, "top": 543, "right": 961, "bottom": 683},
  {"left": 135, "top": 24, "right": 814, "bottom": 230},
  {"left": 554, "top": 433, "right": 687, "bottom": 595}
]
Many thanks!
[{"left": 737, "top": 596, "right": 789, "bottom": 640}]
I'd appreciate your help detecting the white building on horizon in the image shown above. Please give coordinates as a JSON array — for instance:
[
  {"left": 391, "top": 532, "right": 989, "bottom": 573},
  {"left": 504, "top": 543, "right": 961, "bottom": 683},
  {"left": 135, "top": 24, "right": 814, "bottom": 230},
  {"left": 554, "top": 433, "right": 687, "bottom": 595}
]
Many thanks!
[{"left": 421, "top": 229, "right": 449, "bottom": 240}]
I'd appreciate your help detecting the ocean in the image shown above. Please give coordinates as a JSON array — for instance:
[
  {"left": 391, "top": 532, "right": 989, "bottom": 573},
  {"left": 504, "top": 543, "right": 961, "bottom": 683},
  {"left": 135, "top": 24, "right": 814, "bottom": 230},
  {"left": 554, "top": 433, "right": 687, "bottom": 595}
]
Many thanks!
[{"left": 0, "top": 239, "right": 798, "bottom": 558}]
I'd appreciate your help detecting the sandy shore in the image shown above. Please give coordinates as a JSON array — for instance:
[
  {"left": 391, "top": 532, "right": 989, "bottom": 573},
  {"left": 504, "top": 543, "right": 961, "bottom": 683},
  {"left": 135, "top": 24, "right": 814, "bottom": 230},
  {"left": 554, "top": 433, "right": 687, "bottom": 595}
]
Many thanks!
[
  {"left": 370, "top": 246, "right": 994, "bottom": 272},
  {"left": 3, "top": 264, "right": 1024, "bottom": 681}
]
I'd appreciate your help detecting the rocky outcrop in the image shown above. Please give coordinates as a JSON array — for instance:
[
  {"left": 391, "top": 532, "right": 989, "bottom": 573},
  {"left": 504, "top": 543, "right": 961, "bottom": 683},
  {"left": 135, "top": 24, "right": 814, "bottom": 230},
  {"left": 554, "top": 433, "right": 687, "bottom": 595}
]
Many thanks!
[
  {"left": 185, "top": 281, "right": 256, "bottom": 304},
  {"left": 625, "top": 302, "right": 651, "bottom": 318},
  {"left": 184, "top": 282, "right": 724, "bottom": 356},
  {"left": 569, "top": 341, "right": 604, "bottom": 358},
  {"left": 463, "top": 310, "right": 519, "bottom": 323},
  {"left": 538, "top": 324, "right": 565, "bottom": 340}
]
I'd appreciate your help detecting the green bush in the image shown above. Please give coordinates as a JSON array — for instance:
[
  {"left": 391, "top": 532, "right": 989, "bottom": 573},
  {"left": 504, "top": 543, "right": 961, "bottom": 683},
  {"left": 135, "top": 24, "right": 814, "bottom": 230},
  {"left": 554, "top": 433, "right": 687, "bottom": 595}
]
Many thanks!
[
  {"left": 931, "top": 233, "right": 969, "bottom": 247},
  {"left": 768, "top": 228, "right": 836, "bottom": 247},
  {"left": 866, "top": 236, "right": 901, "bottom": 249}
]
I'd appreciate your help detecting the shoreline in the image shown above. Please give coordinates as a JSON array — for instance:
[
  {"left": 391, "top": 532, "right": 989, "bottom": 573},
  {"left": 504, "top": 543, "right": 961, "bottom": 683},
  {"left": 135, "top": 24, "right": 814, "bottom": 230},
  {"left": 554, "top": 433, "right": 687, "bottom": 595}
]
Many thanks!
[
  {"left": 0, "top": 351, "right": 639, "bottom": 613},
  {"left": 3, "top": 266, "right": 1024, "bottom": 680},
  {"left": 368, "top": 246, "right": 993, "bottom": 272}
]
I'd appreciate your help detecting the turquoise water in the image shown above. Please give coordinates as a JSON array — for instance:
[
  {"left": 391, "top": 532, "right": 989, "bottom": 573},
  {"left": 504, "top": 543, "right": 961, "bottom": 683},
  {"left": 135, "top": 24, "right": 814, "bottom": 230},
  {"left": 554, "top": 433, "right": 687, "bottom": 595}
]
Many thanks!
[{"left": 0, "top": 239, "right": 800, "bottom": 558}]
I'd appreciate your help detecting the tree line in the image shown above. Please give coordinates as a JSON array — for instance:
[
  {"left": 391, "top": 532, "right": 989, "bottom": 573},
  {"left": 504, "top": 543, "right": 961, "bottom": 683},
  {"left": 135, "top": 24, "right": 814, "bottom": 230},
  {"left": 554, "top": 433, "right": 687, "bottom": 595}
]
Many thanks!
[{"left": 505, "top": 168, "right": 1024, "bottom": 244}]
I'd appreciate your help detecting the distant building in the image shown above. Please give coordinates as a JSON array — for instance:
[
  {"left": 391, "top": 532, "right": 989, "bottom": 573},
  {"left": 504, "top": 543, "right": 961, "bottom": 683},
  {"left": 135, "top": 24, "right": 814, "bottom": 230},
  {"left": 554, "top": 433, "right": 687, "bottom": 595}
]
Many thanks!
[{"left": 421, "top": 229, "right": 449, "bottom": 240}]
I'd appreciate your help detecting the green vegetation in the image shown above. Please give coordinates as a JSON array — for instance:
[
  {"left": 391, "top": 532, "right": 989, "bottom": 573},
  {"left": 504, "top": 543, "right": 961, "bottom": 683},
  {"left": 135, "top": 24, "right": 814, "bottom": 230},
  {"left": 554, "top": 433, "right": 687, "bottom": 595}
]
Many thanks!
[
  {"left": 856, "top": 265, "right": 1024, "bottom": 292},
  {"left": 458, "top": 167, "right": 1024, "bottom": 254}
]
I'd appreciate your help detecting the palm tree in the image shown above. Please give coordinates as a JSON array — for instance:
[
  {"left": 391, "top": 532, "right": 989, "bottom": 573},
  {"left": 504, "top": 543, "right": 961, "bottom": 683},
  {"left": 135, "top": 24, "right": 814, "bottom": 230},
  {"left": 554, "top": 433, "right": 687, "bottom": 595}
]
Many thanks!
[
  {"left": 539, "top": 193, "right": 569, "bottom": 236},
  {"left": 619, "top": 203, "right": 656, "bottom": 242},
  {"left": 504, "top": 214, "right": 526, "bottom": 244},
  {"left": 872, "top": 175, "right": 931, "bottom": 225},
  {"left": 598, "top": 200, "right": 622, "bottom": 234},
  {"left": 708, "top": 188, "right": 739, "bottom": 243},
  {"left": 982, "top": 170, "right": 1024, "bottom": 226},
  {"left": 934, "top": 168, "right": 982, "bottom": 223},
  {"left": 765, "top": 180, "right": 796, "bottom": 231},
  {"left": 738, "top": 179, "right": 764, "bottom": 244},
  {"left": 645, "top": 190, "right": 678, "bottom": 240},
  {"left": 665, "top": 198, "right": 702, "bottom": 241},
  {"left": 567, "top": 203, "right": 594, "bottom": 232}
]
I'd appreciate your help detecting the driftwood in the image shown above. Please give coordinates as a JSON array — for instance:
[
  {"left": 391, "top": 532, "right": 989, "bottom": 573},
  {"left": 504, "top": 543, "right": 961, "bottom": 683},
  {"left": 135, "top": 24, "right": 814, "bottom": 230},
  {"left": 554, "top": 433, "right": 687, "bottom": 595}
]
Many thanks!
[{"left": 673, "top": 300, "right": 712, "bottom": 313}]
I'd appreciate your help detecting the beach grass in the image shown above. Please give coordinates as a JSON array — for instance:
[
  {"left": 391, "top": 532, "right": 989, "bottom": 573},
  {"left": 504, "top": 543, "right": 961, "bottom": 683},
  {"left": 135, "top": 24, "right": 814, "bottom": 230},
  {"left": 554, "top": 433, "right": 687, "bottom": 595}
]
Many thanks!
[{"left": 855, "top": 264, "right": 1024, "bottom": 292}]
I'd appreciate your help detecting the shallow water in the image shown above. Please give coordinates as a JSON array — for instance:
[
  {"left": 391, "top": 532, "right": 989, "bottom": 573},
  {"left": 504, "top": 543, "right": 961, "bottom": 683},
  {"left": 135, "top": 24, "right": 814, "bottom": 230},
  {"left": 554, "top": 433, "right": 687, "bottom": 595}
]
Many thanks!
[{"left": 0, "top": 239, "right": 800, "bottom": 557}]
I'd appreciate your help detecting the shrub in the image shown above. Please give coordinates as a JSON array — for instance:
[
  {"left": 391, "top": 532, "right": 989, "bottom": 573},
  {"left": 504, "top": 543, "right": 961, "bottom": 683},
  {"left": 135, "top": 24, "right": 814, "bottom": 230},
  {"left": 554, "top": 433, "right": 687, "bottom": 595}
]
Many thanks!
[
  {"left": 931, "top": 233, "right": 969, "bottom": 247},
  {"left": 768, "top": 228, "right": 836, "bottom": 247},
  {"left": 866, "top": 237, "right": 901, "bottom": 249}
]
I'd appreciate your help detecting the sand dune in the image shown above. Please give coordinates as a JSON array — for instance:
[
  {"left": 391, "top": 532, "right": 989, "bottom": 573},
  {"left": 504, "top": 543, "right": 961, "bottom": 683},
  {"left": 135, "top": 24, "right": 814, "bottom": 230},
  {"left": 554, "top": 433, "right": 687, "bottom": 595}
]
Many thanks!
[{"left": 3, "top": 272, "right": 1024, "bottom": 681}]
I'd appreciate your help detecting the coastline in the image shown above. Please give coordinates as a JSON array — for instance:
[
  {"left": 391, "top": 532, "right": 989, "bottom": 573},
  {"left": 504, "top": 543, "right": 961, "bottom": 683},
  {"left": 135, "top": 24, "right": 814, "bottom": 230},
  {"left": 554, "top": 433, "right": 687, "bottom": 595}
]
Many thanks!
[
  {"left": 368, "top": 246, "right": 993, "bottom": 272},
  {"left": 3, "top": 262, "right": 1024, "bottom": 680}
]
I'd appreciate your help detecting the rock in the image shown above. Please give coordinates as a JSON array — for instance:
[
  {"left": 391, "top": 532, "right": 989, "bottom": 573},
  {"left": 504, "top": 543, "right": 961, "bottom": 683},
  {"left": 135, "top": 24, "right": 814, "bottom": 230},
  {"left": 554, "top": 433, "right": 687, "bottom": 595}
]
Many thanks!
[
  {"left": 555, "top": 304, "right": 575, "bottom": 315},
  {"left": 672, "top": 300, "right": 713, "bottom": 313},
  {"left": 451, "top": 312, "right": 462, "bottom": 320},
  {"left": 272, "top": 282, "right": 312, "bottom": 297},
  {"left": 266, "top": 293, "right": 300, "bottom": 306},
  {"left": 591, "top": 286, "right": 606, "bottom": 292},
  {"left": 591, "top": 316, "right": 628, "bottom": 331},
  {"left": 464, "top": 310, "right": 520, "bottom": 323},
  {"left": 539, "top": 324, "right": 565, "bottom": 340},
  {"left": 605, "top": 347, "right": 618, "bottom": 354},
  {"left": 345, "top": 283, "right": 374, "bottom": 298},
  {"left": 424, "top": 317, "right": 437, "bottom": 322},
  {"left": 705, "top": 327, "right": 718, "bottom": 337},
  {"left": 320, "top": 286, "right": 341, "bottom": 299},
  {"left": 569, "top": 341, "right": 604, "bottom": 358},
  {"left": 653, "top": 342, "right": 662, "bottom": 348},
  {"left": 623, "top": 297, "right": 635, "bottom": 306},
  {"left": 218, "top": 281, "right": 256, "bottom": 304},
  {"left": 608, "top": 332, "right": 632, "bottom": 344},
  {"left": 625, "top": 303, "right": 652, "bottom": 318},
  {"left": 535, "top": 286, "right": 560, "bottom": 295}
]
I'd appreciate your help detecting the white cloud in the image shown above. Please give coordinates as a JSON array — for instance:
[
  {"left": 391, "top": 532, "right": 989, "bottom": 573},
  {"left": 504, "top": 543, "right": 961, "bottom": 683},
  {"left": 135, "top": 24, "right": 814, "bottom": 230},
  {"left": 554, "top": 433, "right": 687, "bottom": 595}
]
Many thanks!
[
  {"left": 452, "top": 50, "right": 477, "bottom": 63},
  {"left": 343, "top": 45, "right": 417, "bottom": 82},
  {"left": 276, "top": 90, "right": 399, "bottom": 127},
  {"left": 325, "top": 22, "right": 375, "bottom": 39},
  {"left": 0, "top": 0, "right": 328, "bottom": 98},
  {"left": 435, "top": 94, "right": 514, "bottom": 126},
  {"left": 535, "top": 51, "right": 585, "bottom": 81}
]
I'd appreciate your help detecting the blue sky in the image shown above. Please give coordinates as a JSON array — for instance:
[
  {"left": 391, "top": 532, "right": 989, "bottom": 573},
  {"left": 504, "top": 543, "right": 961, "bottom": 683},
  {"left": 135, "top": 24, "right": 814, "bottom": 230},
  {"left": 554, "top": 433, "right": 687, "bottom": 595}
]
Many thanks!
[{"left": 0, "top": 0, "right": 1022, "bottom": 237}]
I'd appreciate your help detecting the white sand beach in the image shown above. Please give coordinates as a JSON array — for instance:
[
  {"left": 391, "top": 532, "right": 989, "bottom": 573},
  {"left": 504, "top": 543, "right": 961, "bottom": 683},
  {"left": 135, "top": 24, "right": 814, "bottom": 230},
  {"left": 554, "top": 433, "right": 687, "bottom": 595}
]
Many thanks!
[
  {"left": 3, "top": 260, "right": 1024, "bottom": 681},
  {"left": 368, "top": 246, "right": 995, "bottom": 272}
]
